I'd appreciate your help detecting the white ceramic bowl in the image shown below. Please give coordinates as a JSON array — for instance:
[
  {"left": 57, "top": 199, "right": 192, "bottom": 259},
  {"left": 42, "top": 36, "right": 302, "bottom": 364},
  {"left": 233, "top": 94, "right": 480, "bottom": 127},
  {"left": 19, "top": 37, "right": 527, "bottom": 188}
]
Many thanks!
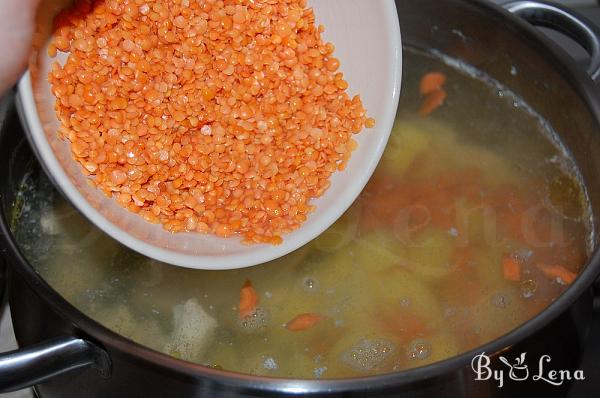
[{"left": 17, "top": 0, "right": 402, "bottom": 270}]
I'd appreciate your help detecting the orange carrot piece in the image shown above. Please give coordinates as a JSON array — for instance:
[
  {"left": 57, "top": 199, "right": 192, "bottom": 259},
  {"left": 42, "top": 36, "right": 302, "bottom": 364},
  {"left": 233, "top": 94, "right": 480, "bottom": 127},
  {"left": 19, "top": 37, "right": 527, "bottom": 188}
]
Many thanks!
[
  {"left": 537, "top": 264, "right": 577, "bottom": 285},
  {"left": 502, "top": 255, "right": 521, "bottom": 282},
  {"left": 285, "top": 313, "right": 322, "bottom": 332},
  {"left": 419, "top": 72, "right": 447, "bottom": 95},
  {"left": 419, "top": 89, "right": 447, "bottom": 117},
  {"left": 239, "top": 280, "right": 259, "bottom": 318}
]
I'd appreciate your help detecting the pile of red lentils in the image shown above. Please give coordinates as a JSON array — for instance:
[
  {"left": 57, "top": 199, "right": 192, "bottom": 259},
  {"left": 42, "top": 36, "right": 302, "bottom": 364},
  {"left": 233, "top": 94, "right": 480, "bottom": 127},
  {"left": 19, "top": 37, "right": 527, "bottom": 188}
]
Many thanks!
[{"left": 48, "top": 0, "right": 374, "bottom": 245}]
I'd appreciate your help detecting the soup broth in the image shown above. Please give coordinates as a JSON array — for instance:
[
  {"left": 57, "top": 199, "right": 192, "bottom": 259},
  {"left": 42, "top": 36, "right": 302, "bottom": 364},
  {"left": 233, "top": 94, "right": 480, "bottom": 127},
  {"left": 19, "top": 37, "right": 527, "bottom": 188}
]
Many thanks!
[{"left": 13, "top": 48, "right": 591, "bottom": 379}]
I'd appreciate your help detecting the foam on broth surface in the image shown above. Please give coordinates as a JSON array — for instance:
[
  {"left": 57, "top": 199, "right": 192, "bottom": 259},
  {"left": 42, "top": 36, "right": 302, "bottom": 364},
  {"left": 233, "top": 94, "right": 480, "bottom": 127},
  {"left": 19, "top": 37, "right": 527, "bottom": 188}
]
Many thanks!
[{"left": 13, "top": 48, "right": 592, "bottom": 379}]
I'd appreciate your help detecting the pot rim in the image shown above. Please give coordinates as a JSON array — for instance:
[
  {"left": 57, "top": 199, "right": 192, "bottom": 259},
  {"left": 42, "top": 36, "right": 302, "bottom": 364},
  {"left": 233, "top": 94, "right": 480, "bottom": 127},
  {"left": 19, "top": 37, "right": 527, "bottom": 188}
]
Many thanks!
[{"left": 4, "top": 0, "right": 600, "bottom": 394}]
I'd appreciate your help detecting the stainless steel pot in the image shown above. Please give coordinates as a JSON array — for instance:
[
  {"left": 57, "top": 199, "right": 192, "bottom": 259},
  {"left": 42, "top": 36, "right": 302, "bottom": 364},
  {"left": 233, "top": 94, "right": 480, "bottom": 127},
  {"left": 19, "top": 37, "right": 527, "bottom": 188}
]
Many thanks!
[{"left": 2, "top": 1, "right": 600, "bottom": 397}]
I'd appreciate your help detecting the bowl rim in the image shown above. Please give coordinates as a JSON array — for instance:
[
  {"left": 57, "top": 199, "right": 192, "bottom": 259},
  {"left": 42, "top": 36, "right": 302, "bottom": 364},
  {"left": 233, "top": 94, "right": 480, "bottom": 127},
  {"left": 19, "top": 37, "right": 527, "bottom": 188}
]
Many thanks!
[{"left": 16, "top": 0, "right": 403, "bottom": 270}]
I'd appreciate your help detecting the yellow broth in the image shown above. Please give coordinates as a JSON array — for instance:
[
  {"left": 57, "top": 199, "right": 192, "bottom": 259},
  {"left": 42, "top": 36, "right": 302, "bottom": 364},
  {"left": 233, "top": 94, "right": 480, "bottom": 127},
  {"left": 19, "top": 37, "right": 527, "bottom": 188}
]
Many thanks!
[{"left": 13, "top": 48, "right": 591, "bottom": 379}]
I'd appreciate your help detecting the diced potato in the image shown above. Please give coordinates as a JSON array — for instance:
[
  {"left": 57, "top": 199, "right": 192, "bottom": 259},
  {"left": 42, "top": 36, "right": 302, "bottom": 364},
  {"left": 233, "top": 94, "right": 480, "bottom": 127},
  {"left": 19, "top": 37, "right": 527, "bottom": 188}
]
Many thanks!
[
  {"left": 368, "top": 266, "right": 443, "bottom": 322},
  {"left": 265, "top": 284, "right": 325, "bottom": 328},
  {"left": 454, "top": 144, "right": 520, "bottom": 187},
  {"left": 352, "top": 231, "right": 404, "bottom": 272},
  {"left": 380, "top": 120, "right": 432, "bottom": 177},
  {"left": 260, "top": 287, "right": 322, "bottom": 330},
  {"left": 165, "top": 245, "right": 311, "bottom": 331},
  {"left": 405, "top": 228, "right": 456, "bottom": 282},
  {"left": 279, "top": 250, "right": 375, "bottom": 333}
]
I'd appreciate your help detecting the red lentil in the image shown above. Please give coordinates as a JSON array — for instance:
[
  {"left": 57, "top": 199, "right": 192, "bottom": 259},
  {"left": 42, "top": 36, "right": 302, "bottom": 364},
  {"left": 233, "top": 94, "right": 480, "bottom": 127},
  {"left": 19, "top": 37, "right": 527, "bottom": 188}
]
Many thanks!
[{"left": 48, "top": 0, "right": 373, "bottom": 245}]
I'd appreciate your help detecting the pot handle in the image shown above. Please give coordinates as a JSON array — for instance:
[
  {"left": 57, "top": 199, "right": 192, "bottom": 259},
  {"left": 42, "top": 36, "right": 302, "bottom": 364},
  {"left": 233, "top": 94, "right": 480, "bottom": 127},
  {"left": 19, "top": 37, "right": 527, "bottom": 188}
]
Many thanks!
[
  {"left": 502, "top": 0, "right": 600, "bottom": 81},
  {"left": 0, "top": 336, "right": 110, "bottom": 393}
]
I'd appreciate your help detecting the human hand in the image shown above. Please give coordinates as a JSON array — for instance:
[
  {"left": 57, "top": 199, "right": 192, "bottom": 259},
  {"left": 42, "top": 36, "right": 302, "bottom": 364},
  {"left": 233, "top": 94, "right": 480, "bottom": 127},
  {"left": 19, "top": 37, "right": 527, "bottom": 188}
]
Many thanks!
[{"left": 0, "top": 0, "right": 41, "bottom": 95}]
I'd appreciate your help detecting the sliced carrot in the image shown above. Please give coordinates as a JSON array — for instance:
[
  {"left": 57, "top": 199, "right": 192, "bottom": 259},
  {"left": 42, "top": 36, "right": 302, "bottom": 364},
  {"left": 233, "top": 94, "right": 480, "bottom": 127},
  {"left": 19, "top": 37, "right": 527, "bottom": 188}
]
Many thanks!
[
  {"left": 502, "top": 254, "right": 521, "bottom": 282},
  {"left": 537, "top": 264, "right": 577, "bottom": 285},
  {"left": 420, "top": 72, "right": 447, "bottom": 95},
  {"left": 419, "top": 89, "right": 447, "bottom": 117},
  {"left": 285, "top": 313, "right": 322, "bottom": 332},
  {"left": 239, "top": 280, "right": 259, "bottom": 318}
]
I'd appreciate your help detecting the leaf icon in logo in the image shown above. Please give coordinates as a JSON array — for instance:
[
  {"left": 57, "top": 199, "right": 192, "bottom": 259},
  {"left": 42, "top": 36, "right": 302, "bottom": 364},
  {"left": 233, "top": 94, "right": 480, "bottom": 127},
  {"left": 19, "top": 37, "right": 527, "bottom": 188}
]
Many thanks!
[{"left": 499, "top": 353, "right": 529, "bottom": 381}]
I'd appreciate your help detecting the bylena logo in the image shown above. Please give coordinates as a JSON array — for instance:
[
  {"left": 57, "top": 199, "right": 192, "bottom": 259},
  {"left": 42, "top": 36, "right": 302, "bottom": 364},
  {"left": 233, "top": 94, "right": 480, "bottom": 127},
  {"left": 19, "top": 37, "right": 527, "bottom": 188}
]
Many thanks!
[{"left": 471, "top": 352, "right": 585, "bottom": 388}]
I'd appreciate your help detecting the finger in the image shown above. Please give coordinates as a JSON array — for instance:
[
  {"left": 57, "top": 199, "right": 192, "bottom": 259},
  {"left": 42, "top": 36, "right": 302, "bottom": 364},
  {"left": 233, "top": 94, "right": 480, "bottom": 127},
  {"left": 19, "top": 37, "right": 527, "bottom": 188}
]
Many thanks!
[{"left": 0, "top": 0, "right": 42, "bottom": 94}]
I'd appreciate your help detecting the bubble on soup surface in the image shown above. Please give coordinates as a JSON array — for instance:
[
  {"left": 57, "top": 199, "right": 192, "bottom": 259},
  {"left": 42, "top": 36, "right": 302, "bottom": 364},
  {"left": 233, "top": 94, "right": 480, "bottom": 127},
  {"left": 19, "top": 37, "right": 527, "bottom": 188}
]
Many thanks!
[
  {"left": 339, "top": 338, "right": 396, "bottom": 372},
  {"left": 246, "top": 354, "right": 280, "bottom": 375},
  {"left": 314, "top": 366, "right": 328, "bottom": 378},
  {"left": 407, "top": 339, "right": 432, "bottom": 361},
  {"left": 263, "top": 357, "right": 278, "bottom": 371},
  {"left": 490, "top": 293, "right": 512, "bottom": 308},
  {"left": 399, "top": 297, "right": 411, "bottom": 308},
  {"left": 238, "top": 306, "right": 270, "bottom": 333},
  {"left": 301, "top": 276, "right": 320, "bottom": 293},
  {"left": 521, "top": 279, "right": 538, "bottom": 299}
]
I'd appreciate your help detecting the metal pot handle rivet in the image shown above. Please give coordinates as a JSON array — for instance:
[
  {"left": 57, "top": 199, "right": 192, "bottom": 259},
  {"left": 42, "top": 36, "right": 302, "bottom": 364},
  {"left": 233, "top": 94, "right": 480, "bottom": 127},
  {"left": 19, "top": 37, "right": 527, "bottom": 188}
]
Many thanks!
[{"left": 503, "top": 0, "right": 600, "bottom": 81}]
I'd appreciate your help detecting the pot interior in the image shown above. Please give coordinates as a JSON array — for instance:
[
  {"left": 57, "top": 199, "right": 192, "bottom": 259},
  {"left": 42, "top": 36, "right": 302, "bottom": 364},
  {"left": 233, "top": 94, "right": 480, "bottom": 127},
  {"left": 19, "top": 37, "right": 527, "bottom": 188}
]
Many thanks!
[
  {"left": 6, "top": 42, "right": 596, "bottom": 380},
  {"left": 398, "top": 0, "right": 600, "bottom": 238}
]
